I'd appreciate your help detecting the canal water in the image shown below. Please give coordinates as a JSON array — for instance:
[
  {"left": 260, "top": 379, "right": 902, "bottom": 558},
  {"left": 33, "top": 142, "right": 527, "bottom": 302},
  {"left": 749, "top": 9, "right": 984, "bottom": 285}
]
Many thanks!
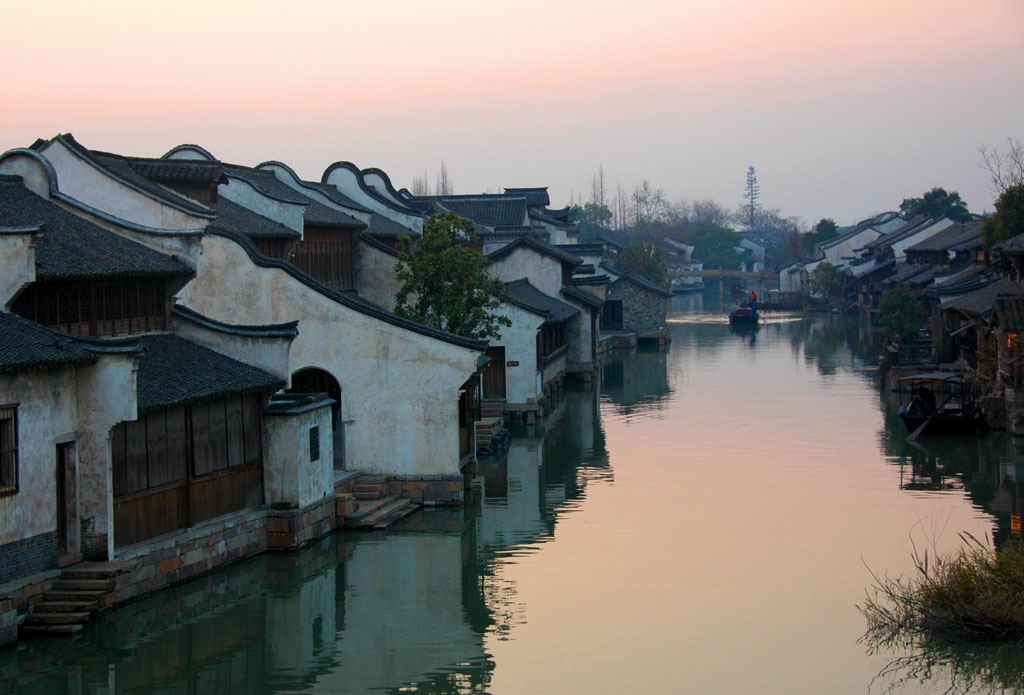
[{"left": 4, "top": 302, "right": 1024, "bottom": 694}]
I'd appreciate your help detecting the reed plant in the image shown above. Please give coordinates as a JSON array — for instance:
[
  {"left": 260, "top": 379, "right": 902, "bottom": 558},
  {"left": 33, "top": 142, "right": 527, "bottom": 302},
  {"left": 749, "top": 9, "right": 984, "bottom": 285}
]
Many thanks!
[{"left": 861, "top": 533, "right": 1024, "bottom": 643}]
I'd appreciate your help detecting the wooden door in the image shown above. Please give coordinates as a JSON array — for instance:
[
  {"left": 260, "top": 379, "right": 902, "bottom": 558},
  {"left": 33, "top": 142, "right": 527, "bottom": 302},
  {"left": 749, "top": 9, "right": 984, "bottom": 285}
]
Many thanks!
[
  {"left": 56, "top": 442, "right": 78, "bottom": 556},
  {"left": 482, "top": 347, "right": 506, "bottom": 398}
]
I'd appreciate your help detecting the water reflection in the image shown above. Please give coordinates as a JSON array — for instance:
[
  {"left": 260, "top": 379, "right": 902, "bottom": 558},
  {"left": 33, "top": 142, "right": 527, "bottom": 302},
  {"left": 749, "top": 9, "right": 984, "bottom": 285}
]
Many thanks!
[
  {"left": 5, "top": 316, "right": 1024, "bottom": 695},
  {"left": 0, "top": 385, "right": 612, "bottom": 695},
  {"left": 600, "top": 348, "right": 671, "bottom": 417},
  {"left": 879, "top": 400, "right": 1024, "bottom": 550}
]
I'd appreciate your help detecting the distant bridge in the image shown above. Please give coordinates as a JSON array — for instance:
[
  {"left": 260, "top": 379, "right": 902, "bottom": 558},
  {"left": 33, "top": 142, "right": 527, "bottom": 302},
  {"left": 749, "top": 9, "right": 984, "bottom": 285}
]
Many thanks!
[{"left": 670, "top": 269, "right": 777, "bottom": 281}]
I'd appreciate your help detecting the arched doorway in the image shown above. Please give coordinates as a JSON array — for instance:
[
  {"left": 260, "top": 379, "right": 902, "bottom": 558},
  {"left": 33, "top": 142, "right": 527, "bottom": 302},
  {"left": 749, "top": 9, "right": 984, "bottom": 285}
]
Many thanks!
[{"left": 288, "top": 367, "right": 344, "bottom": 470}]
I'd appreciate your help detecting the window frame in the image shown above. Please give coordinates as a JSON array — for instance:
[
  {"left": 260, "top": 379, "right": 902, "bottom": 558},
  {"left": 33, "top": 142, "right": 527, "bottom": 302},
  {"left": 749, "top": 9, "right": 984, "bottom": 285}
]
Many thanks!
[{"left": 0, "top": 403, "right": 19, "bottom": 497}]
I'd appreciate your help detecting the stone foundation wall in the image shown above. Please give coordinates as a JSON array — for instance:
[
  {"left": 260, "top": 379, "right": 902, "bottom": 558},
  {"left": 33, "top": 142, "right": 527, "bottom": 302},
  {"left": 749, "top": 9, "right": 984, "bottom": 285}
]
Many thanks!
[
  {"left": 111, "top": 509, "right": 268, "bottom": 606},
  {"left": 381, "top": 475, "right": 465, "bottom": 505},
  {"left": 266, "top": 494, "right": 338, "bottom": 552},
  {"left": 0, "top": 531, "right": 57, "bottom": 585}
]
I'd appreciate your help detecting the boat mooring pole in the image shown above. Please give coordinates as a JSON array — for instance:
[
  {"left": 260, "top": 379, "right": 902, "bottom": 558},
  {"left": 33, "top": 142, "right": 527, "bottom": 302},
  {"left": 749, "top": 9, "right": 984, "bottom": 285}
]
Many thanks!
[{"left": 719, "top": 267, "right": 724, "bottom": 308}]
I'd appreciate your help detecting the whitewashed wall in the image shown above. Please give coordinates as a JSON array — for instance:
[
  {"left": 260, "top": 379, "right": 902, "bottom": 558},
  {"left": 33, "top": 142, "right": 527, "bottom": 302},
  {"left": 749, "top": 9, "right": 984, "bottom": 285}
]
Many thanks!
[
  {"left": 180, "top": 235, "right": 481, "bottom": 477},
  {"left": 263, "top": 401, "right": 334, "bottom": 508},
  {"left": 35, "top": 139, "right": 209, "bottom": 231},
  {"left": 492, "top": 302, "right": 544, "bottom": 406},
  {"left": 322, "top": 165, "right": 423, "bottom": 233},
  {"left": 353, "top": 239, "right": 402, "bottom": 312},
  {"left": 488, "top": 246, "right": 563, "bottom": 297}
]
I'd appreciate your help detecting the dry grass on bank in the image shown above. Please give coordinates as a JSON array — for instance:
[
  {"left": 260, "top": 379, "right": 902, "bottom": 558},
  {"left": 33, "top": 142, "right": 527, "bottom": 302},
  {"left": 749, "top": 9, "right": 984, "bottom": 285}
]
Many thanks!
[{"left": 861, "top": 534, "right": 1024, "bottom": 643}]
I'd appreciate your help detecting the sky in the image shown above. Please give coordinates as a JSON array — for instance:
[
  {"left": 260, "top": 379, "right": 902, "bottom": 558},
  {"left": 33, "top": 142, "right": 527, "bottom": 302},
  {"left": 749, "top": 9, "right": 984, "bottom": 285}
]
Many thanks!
[{"left": 3, "top": 0, "right": 1023, "bottom": 226}]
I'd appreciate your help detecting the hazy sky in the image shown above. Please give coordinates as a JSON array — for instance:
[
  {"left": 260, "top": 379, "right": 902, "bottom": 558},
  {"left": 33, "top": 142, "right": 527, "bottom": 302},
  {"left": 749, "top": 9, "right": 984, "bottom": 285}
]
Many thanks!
[{"left": 4, "top": 0, "right": 1023, "bottom": 226}]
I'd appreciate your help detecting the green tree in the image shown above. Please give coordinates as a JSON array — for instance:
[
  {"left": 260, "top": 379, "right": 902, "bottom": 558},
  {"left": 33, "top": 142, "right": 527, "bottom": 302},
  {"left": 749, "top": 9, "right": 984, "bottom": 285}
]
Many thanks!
[
  {"left": 879, "top": 286, "right": 926, "bottom": 347},
  {"left": 809, "top": 262, "right": 844, "bottom": 302},
  {"left": 899, "top": 187, "right": 972, "bottom": 222},
  {"left": 617, "top": 242, "right": 668, "bottom": 286},
  {"left": 982, "top": 183, "right": 1024, "bottom": 249},
  {"left": 571, "top": 201, "right": 613, "bottom": 241},
  {"left": 683, "top": 222, "right": 743, "bottom": 271},
  {"left": 394, "top": 212, "right": 511, "bottom": 340}
]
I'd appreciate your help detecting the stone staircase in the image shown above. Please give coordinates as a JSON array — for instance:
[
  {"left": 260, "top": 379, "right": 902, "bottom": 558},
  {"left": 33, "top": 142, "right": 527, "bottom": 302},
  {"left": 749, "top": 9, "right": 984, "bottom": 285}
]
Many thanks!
[
  {"left": 20, "top": 562, "right": 126, "bottom": 636},
  {"left": 337, "top": 476, "right": 421, "bottom": 530},
  {"left": 476, "top": 399, "right": 510, "bottom": 456}
]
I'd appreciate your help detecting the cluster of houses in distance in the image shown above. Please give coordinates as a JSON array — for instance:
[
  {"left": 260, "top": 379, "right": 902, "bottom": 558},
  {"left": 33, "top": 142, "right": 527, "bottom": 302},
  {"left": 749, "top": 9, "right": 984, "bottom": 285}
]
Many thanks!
[
  {"left": 0, "top": 134, "right": 673, "bottom": 645},
  {"left": 780, "top": 210, "right": 1024, "bottom": 433}
]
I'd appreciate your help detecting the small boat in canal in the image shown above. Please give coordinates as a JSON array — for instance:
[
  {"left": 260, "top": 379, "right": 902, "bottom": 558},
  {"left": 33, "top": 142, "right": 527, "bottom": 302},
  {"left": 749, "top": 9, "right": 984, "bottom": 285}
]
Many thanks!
[
  {"left": 896, "top": 372, "right": 985, "bottom": 436},
  {"left": 728, "top": 306, "right": 760, "bottom": 328}
]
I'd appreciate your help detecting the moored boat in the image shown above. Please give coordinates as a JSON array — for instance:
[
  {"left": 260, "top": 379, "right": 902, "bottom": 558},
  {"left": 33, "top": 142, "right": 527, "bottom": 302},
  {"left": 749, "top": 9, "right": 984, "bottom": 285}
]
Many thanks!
[{"left": 896, "top": 372, "right": 985, "bottom": 436}]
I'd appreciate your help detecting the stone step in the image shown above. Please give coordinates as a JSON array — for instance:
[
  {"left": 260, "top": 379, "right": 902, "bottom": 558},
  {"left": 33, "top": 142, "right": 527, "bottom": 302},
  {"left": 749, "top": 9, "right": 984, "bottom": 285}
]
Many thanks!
[
  {"left": 372, "top": 500, "right": 421, "bottom": 530},
  {"left": 359, "top": 498, "right": 414, "bottom": 528},
  {"left": 19, "top": 623, "right": 83, "bottom": 637},
  {"left": 352, "top": 484, "right": 384, "bottom": 500},
  {"left": 23, "top": 611, "right": 91, "bottom": 625},
  {"left": 44, "top": 589, "right": 106, "bottom": 602},
  {"left": 51, "top": 578, "right": 115, "bottom": 592},
  {"left": 344, "top": 495, "right": 399, "bottom": 525},
  {"left": 353, "top": 475, "right": 386, "bottom": 485},
  {"left": 34, "top": 600, "right": 97, "bottom": 613},
  {"left": 60, "top": 562, "right": 127, "bottom": 580}
]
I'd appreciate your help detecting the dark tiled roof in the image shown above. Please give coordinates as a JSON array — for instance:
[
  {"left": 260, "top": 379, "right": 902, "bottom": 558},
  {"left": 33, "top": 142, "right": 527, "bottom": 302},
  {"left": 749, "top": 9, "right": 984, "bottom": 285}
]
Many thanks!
[
  {"left": 436, "top": 195, "right": 528, "bottom": 227},
  {"left": 544, "top": 206, "right": 574, "bottom": 223},
  {"left": 132, "top": 334, "right": 283, "bottom": 413},
  {"left": 0, "top": 175, "right": 194, "bottom": 281},
  {"left": 171, "top": 304, "right": 298, "bottom": 338},
  {"left": 224, "top": 165, "right": 366, "bottom": 229},
  {"left": 996, "top": 295, "right": 1024, "bottom": 331},
  {"left": 905, "top": 221, "right": 982, "bottom": 254},
  {"left": 864, "top": 217, "right": 945, "bottom": 251},
  {"left": 941, "top": 278, "right": 1024, "bottom": 316},
  {"left": 571, "top": 274, "right": 610, "bottom": 286},
  {"left": 0, "top": 311, "right": 98, "bottom": 374},
  {"left": 52, "top": 134, "right": 215, "bottom": 218},
  {"left": 358, "top": 231, "right": 399, "bottom": 257},
  {"left": 886, "top": 262, "right": 932, "bottom": 285},
  {"left": 124, "top": 157, "right": 226, "bottom": 184},
  {"left": 212, "top": 198, "right": 300, "bottom": 240},
  {"left": 503, "top": 187, "right": 550, "bottom": 207},
  {"left": 501, "top": 279, "right": 579, "bottom": 323},
  {"left": 558, "top": 243, "right": 604, "bottom": 256},
  {"left": 486, "top": 236, "right": 583, "bottom": 267},
  {"left": 304, "top": 180, "right": 372, "bottom": 213},
  {"left": 994, "top": 232, "right": 1024, "bottom": 254},
  {"left": 367, "top": 212, "right": 416, "bottom": 237},
  {"left": 610, "top": 269, "right": 673, "bottom": 297},
  {"left": 560, "top": 284, "right": 604, "bottom": 309}
]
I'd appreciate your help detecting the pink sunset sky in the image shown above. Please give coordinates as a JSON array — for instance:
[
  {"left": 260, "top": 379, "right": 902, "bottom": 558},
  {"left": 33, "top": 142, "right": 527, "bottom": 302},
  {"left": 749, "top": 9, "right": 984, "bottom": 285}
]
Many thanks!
[{"left": 4, "top": 0, "right": 1023, "bottom": 226}]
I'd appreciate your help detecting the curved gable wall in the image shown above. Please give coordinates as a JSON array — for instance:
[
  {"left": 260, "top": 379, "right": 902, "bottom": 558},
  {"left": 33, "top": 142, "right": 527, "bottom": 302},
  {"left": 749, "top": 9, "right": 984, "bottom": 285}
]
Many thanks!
[
  {"left": 322, "top": 165, "right": 423, "bottom": 233},
  {"left": 180, "top": 234, "right": 481, "bottom": 476},
  {"left": 37, "top": 139, "right": 210, "bottom": 231},
  {"left": 258, "top": 163, "right": 371, "bottom": 226}
]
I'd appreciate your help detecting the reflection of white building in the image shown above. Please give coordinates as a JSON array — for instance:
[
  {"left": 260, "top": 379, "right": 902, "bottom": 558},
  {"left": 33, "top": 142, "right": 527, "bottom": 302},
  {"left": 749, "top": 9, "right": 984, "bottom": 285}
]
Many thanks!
[
  {"left": 477, "top": 439, "right": 546, "bottom": 552},
  {"left": 325, "top": 535, "right": 485, "bottom": 694}
]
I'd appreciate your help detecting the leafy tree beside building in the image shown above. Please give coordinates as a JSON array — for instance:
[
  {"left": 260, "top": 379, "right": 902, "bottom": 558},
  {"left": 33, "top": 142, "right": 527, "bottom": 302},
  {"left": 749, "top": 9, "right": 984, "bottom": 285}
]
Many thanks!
[
  {"left": 809, "top": 262, "right": 844, "bottom": 303},
  {"left": 899, "top": 187, "right": 972, "bottom": 222},
  {"left": 393, "top": 212, "right": 511, "bottom": 340},
  {"left": 982, "top": 183, "right": 1024, "bottom": 249},
  {"left": 617, "top": 242, "right": 668, "bottom": 286},
  {"left": 880, "top": 286, "right": 926, "bottom": 348}
]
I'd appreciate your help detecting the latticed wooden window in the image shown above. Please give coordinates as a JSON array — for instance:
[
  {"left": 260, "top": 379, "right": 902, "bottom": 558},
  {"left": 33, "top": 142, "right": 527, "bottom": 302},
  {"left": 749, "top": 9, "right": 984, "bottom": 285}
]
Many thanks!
[{"left": 0, "top": 405, "right": 18, "bottom": 496}]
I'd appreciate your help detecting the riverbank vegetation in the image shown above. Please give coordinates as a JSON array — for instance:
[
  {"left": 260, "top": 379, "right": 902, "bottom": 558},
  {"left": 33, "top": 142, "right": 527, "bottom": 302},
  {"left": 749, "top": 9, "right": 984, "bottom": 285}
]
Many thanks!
[{"left": 860, "top": 534, "right": 1024, "bottom": 643}]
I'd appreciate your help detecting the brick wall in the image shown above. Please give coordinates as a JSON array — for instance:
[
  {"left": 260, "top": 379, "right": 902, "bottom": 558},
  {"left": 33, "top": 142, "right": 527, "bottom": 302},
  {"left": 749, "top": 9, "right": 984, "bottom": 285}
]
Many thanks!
[{"left": 0, "top": 531, "right": 57, "bottom": 585}]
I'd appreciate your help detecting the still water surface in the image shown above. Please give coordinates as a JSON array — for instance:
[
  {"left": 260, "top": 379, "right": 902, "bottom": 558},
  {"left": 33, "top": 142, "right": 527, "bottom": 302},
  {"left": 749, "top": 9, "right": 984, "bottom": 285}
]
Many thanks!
[{"left": 4, "top": 304, "right": 1024, "bottom": 694}]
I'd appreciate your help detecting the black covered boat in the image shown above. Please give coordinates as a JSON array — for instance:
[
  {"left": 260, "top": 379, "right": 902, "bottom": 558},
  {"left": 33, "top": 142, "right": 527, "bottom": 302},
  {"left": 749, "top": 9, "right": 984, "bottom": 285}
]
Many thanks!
[{"left": 896, "top": 372, "right": 985, "bottom": 436}]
